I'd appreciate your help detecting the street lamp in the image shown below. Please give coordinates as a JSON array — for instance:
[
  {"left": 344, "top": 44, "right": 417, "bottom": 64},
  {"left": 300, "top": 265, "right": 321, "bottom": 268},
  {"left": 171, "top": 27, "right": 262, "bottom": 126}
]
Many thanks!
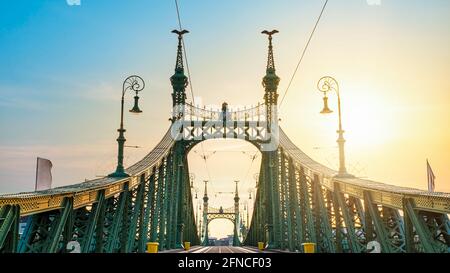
[
  {"left": 109, "top": 75, "right": 145, "bottom": 178},
  {"left": 316, "top": 76, "right": 353, "bottom": 178}
]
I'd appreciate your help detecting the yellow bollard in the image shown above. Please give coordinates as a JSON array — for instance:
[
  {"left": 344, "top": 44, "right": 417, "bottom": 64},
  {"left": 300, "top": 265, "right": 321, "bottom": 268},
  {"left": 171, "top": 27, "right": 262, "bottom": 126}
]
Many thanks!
[
  {"left": 258, "top": 242, "right": 265, "bottom": 251},
  {"left": 146, "top": 242, "right": 159, "bottom": 253},
  {"left": 184, "top": 241, "right": 191, "bottom": 251},
  {"left": 302, "top": 242, "right": 316, "bottom": 253}
]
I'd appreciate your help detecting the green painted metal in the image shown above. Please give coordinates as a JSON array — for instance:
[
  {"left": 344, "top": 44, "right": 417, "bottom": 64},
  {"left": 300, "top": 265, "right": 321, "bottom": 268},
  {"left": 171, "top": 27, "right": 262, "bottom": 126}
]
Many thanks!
[
  {"left": 0, "top": 205, "right": 20, "bottom": 253},
  {"left": 261, "top": 153, "right": 272, "bottom": 247},
  {"left": 174, "top": 144, "right": 186, "bottom": 248},
  {"left": 18, "top": 215, "right": 36, "bottom": 253},
  {"left": 119, "top": 185, "right": 132, "bottom": 253},
  {"left": 18, "top": 210, "right": 56, "bottom": 252},
  {"left": 381, "top": 206, "right": 406, "bottom": 252},
  {"left": 403, "top": 200, "right": 415, "bottom": 253},
  {"left": 167, "top": 156, "right": 177, "bottom": 248},
  {"left": 151, "top": 161, "right": 165, "bottom": 242},
  {"left": 47, "top": 198, "right": 73, "bottom": 253},
  {"left": 403, "top": 198, "right": 441, "bottom": 253},
  {"left": 63, "top": 203, "right": 75, "bottom": 253},
  {"left": 126, "top": 181, "right": 145, "bottom": 252},
  {"left": 157, "top": 158, "right": 168, "bottom": 247},
  {"left": 299, "top": 167, "right": 316, "bottom": 244},
  {"left": 136, "top": 173, "right": 148, "bottom": 252},
  {"left": 141, "top": 167, "right": 156, "bottom": 251},
  {"left": 183, "top": 157, "right": 199, "bottom": 245},
  {"left": 363, "top": 191, "right": 392, "bottom": 252},
  {"left": 94, "top": 194, "right": 106, "bottom": 253},
  {"left": 312, "top": 175, "right": 335, "bottom": 253},
  {"left": 265, "top": 151, "right": 282, "bottom": 249},
  {"left": 348, "top": 197, "right": 367, "bottom": 251},
  {"left": 105, "top": 188, "right": 127, "bottom": 253},
  {"left": 279, "top": 151, "right": 290, "bottom": 250},
  {"left": 430, "top": 213, "right": 450, "bottom": 249},
  {"left": 288, "top": 158, "right": 304, "bottom": 251},
  {"left": 8, "top": 206, "right": 19, "bottom": 253},
  {"left": 363, "top": 194, "right": 375, "bottom": 244},
  {"left": 169, "top": 147, "right": 181, "bottom": 249},
  {"left": 250, "top": 159, "right": 266, "bottom": 246},
  {"left": 81, "top": 192, "right": 105, "bottom": 253},
  {"left": 331, "top": 188, "right": 344, "bottom": 253},
  {"left": 233, "top": 181, "right": 241, "bottom": 246},
  {"left": 202, "top": 180, "right": 209, "bottom": 246},
  {"left": 160, "top": 154, "right": 173, "bottom": 250},
  {"left": 333, "top": 183, "right": 362, "bottom": 253},
  {"left": 312, "top": 175, "right": 322, "bottom": 251},
  {"left": 138, "top": 169, "right": 155, "bottom": 253}
]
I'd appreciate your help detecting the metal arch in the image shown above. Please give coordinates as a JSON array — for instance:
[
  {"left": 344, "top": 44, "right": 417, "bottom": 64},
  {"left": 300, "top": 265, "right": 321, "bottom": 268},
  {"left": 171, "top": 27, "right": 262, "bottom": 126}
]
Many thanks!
[
  {"left": 206, "top": 213, "right": 236, "bottom": 225},
  {"left": 184, "top": 138, "right": 262, "bottom": 155}
]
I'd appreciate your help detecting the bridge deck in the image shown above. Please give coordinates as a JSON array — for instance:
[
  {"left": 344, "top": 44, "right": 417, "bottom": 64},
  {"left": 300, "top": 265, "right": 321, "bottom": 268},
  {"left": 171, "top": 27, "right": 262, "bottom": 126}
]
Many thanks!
[{"left": 161, "top": 246, "right": 282, "bottom": 253}]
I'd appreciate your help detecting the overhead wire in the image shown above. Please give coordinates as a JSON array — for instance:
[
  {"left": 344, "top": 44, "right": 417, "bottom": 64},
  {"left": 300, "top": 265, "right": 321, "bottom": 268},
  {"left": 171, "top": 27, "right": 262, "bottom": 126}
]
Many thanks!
[
  {"left": 278, "top": 0, "right": 329, "bottom": 107},
  {"left": 238, "top": 152, "right": 259, "bottom": 195},
  {"left": 175, "top": 0, "right": 195, "bottom": 105},
  {"left": 174, "top": 0, "right": 217, "bottom": 196}
]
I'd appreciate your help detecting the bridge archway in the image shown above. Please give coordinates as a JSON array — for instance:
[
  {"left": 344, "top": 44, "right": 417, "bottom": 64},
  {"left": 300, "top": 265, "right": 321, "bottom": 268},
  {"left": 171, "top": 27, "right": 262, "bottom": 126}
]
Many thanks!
[
  {"left": 206, "top": 214, "right": 235, "bottom": 246},
  {"left": 187, "top": 138, "right": 261, "bottom": 246}
]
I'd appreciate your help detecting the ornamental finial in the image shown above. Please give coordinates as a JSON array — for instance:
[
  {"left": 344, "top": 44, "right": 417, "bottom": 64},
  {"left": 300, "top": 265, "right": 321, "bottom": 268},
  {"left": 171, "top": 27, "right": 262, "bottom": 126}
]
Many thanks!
[
  {"left": 171, "top": 29, "right": 189, "bottom": 71},
  {"left": 262, "top": 29, "right": 279, "bottom": 71}
]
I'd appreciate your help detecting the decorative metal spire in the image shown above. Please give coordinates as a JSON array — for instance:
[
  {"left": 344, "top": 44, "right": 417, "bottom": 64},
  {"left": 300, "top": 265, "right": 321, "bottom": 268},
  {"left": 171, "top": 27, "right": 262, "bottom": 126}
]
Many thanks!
[
  {"left": 203, "top": 180, "right": 209, "bottom": 203},
  {"left": 172, "top": 29, "right": 189, "bottom": 72},
  {"left": 262, "top": 30, "right": 279, "bottom": 73},
  {"left": 262, "top": 30, "right": 280, "bottom": 106},
  {"left": 234, "top": 180, "right": 240, "bottom": 203},
  {"left": 170, "top": 29, "right": 189, "bottom": 107}
]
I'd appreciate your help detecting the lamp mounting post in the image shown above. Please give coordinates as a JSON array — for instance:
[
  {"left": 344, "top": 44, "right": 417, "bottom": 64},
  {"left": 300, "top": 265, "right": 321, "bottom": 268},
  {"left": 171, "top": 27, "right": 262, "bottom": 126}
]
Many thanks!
[
  {"left": 109, "top": 75, "right": 145, "bottom": 178},
  {"left": 317, "top": 76, "right": 353, "bottom": 178}
]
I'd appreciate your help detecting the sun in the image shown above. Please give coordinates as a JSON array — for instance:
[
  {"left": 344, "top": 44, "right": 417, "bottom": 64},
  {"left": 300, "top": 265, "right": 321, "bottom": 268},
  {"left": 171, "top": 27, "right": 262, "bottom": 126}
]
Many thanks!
[{"left": 328, "top": 84, "right": 396, "bottom": 150}]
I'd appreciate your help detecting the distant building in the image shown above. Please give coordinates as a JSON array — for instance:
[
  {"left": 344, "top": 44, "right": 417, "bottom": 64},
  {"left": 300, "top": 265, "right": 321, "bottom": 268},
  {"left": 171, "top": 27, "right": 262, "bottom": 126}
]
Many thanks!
[
  {"left": 214, "top": 235, "right": 233, "bottom": 246},
  {"left": 208, "top": 237, "right": 217, "bottom": 245}
]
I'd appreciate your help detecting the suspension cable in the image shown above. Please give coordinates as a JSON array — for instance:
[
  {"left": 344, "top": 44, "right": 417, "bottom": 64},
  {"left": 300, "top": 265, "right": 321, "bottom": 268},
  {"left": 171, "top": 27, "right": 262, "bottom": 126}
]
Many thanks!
[
  {"left": 175, "top": 0, "right": 196, "bottom": 105},
  {"left": 279, "top": 0, "right": 329, "bottom": 107},
  {"left": 239, "top": 152, "right": 259, "bottom": 194},
  {"left": 175, "top": 0, "right": 219, "bottom": 197}
]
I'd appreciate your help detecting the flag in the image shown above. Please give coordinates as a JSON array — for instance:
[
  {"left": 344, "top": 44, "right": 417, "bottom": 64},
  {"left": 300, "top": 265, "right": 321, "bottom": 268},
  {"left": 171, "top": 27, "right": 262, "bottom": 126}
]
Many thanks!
[
  {"left": 426, "top": 159, "right": 435, "bottom": 192},
  {"left": 35, "top": 157, "right": 52, "bottom": 191}
]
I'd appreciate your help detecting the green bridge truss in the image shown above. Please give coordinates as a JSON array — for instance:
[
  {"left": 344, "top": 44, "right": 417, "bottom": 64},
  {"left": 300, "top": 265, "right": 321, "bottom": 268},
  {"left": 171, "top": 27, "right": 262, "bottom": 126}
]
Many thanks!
[{"left": 0, "top": 30, "right": 449, "bottom": 253}]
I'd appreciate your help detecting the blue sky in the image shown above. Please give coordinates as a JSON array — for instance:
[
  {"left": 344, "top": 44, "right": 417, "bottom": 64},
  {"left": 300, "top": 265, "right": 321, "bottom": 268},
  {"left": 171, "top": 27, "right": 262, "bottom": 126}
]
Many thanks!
[{"left": 0, "top": 1, "right": 449, "bottom": 237}]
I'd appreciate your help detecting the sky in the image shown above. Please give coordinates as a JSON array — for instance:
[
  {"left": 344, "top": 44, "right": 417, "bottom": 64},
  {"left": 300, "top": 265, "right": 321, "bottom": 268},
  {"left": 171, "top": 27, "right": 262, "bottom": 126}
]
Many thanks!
[{"left": 0, "top": 0, "right": 449, "bottom": 238}]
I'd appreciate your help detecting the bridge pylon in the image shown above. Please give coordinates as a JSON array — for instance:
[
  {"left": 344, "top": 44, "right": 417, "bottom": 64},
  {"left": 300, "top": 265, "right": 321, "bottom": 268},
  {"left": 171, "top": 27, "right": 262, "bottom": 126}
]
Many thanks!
[
  {"left": 233, "top": 181, "right": 241, "bottom": 246},
  {"left": 201, "top": 180, "right": 209, "bottom": 246}
]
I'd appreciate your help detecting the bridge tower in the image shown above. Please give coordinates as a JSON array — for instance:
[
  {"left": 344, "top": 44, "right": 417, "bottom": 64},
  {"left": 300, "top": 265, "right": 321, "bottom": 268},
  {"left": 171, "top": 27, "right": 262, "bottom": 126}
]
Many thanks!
[
  {"left": 261, "top": 30, "right": 282, "bottom": 249},
  {"left": 169, "top": 29, "right": 191, "bottom": 249},
  {"left": 233, "top": 181, "right": 241, "bottom": 246},
  {"left": 261, "top": 29, "right": 280, "bottom": 124},
  {"left": 201, "top": 180, "right": 209, "bottom": 246},
  {"left": 170, "top": 29, "right": 189, "bottom": 109}
]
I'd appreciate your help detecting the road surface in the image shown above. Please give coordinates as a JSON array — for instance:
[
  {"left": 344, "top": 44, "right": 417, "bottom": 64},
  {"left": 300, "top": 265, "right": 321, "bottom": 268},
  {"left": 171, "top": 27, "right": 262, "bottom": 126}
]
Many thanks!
[
  {"left": 188, "top": 246, "right": 258, "bottom": 253},
  {"left": 162, "top": 246, "right": 282, "bottom": 253}
]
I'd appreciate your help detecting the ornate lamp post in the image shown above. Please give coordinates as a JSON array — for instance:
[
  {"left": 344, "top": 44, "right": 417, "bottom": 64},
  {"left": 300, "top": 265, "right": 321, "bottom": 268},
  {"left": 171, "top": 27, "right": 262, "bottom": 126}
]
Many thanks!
[
  {"left": 109, "top": 75, "right": 145, "bottom": 178},
  {"left": 316, "top": 76, "right": 353, "bottom": 178}
]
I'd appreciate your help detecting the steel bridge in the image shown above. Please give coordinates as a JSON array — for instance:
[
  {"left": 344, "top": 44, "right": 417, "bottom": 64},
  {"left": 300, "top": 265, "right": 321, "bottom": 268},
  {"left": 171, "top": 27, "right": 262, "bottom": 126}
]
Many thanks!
[{"left": 0, "top": 30, "right": 449, "bottom": 254}]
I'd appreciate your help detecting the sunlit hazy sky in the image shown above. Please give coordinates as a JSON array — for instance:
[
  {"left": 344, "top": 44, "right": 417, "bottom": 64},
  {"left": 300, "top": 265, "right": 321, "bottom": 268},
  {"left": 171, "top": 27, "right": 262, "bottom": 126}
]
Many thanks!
[{"left": 1, "top": 0, "right": 449, "bottom": 238}]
